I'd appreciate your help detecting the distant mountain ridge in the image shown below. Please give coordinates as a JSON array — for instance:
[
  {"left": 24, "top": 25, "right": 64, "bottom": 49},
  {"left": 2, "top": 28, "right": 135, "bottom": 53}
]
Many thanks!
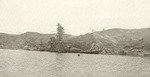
[{"left": 0, "top": 28, "right": 150, "bottom": 56}]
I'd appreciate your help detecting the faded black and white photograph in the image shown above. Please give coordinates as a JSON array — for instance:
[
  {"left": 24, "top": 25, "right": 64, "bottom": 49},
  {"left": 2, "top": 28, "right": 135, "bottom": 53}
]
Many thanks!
[{"left": 0, "top": 0, "right": 150, "bottom": 77}]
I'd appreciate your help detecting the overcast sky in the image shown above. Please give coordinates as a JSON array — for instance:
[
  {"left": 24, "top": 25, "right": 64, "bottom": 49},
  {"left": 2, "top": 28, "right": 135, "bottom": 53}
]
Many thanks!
[{"left": 0, "top": 0, "right": 150, "bottom": 35}]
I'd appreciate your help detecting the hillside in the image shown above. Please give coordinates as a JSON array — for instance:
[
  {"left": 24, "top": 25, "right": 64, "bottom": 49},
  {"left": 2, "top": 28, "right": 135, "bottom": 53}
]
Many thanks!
[
  {"left": 126, "top": 36, "right": 150, "bottom": 51},
  {"left": 0, "top": 32, "right": 75, "bottom": 50},
  {"left": 1, "top": 28, "right": 150, "bottom": 56},
  {"left": 70, "top": 28, "right": 150, "bottom": 55}
]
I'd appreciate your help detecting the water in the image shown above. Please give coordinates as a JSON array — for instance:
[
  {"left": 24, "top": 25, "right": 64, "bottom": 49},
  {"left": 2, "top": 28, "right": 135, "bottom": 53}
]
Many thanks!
[{"left": 0, "top": 49, "right": 150, "bottom": 77}]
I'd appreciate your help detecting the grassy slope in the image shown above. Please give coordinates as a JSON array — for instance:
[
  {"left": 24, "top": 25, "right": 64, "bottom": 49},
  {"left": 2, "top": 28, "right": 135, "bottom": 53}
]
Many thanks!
[
  {"left": 0, "top": 32, "right": 75, "bottom": 50},
  {"left": 70, "top": 28, "right": 150, "bottom": 54}
]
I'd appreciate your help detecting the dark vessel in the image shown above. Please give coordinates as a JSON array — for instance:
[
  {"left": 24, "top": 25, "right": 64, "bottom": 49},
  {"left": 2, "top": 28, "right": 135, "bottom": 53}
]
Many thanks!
[{"left": 78, "top": 54, "right": 80, "bottom": 56}]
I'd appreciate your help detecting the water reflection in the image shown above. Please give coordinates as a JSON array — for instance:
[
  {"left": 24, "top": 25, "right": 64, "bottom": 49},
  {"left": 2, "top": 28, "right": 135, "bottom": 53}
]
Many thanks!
[{"left": 53, "top": 53, "right": 67, "bottom": 76}]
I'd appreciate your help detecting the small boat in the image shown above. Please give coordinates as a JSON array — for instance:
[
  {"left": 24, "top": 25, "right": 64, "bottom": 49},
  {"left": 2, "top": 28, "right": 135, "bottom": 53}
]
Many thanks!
[{"left": 78, "top": 54, "right": 80, "bottom": 56}]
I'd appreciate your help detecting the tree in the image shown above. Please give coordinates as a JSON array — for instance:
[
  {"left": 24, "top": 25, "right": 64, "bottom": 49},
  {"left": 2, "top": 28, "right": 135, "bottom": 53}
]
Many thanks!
[
  {"left": 48, "top": 37, "right": 57, "bottom": 51},
  {"left": 56, "top": 23, "right": 65, "bottom": 52},
  {"left": 57, "top": 23, "right": 64, "bottom": 41}
]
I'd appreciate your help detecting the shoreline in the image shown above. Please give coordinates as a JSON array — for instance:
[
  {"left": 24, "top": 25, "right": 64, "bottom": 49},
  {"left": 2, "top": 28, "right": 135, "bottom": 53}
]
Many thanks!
[{"left": 0, "top": 48, "right": 150, "bottom": 57}]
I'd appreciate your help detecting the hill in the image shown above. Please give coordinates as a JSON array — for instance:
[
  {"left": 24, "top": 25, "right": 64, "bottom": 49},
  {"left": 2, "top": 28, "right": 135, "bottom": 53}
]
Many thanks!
[
  {"left": 70, "top": 28, "right": 150, "bottom": 55},
  {"left": 0, "top": 32, "right": 75, "bottom": 51},
  {"left": 1, "top": 28, "right": 150, "bottom": 56}
]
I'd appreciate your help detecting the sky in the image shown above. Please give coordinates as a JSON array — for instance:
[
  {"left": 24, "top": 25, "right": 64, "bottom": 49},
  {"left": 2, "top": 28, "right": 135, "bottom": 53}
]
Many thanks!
[{"left": 0, "top": 0, "right": 150, "bottom": 35}]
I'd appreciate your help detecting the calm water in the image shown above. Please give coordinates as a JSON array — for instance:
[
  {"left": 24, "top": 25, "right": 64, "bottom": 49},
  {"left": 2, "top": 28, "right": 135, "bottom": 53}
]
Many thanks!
[{"left": 0, "top": 49, "right": 150, "bottom": 77}]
